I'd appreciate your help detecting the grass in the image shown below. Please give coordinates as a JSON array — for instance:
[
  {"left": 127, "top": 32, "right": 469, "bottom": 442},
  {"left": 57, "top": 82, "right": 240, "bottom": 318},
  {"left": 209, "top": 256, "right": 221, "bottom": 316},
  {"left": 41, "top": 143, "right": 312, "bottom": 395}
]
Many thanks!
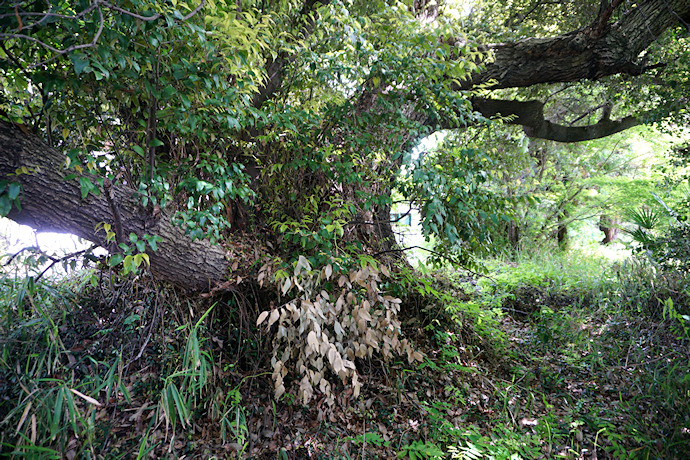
[
  {"left": 452, "top": 248, "right": 690, "bottom": 458},
  {"left": 0, "top": 269, "right": 259, "bottom": 458},
  {"left": 0, "top": 247, "right": 689, "bottom": 458}
]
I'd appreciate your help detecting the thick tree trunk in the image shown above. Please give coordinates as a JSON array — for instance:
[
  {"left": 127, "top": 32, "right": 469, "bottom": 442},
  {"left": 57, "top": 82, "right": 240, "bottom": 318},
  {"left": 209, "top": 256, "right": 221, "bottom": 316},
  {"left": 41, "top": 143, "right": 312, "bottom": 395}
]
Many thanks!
[
  {"left": 442, "top": 0, "right": 690, "bottom": 142},
  {"left": 0, "top": 121, "right": 230, "bottom": 291},
  {"left": 462, "top": 0, "right": 690, "bottom": 91}
]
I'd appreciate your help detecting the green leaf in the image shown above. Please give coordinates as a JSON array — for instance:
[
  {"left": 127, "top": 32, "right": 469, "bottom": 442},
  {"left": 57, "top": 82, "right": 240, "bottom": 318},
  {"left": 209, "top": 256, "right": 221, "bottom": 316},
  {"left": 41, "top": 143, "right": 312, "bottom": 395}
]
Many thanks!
[
  {"left": 137, "top": 253, "right": 150, "bottom": 266},
  {"left": 123, "top": 255, "right": 137, "bottom": 274},
  {"left": 109, "top": 253, "right": 124, "bottom": 267},
  {"left": 51, "top": 387, "right": 65, "bottom": 439},
  {"left": 162, "top": 85, "right": 177, "bottom": 99},
  {"left": 148, "top": 237, "right": 159, "bottom": 252},
  {"left": 78, "top": 177, "right": 93, "bottom": 199},
  {"left": 7, "top": 183, "right": 20, "bottom": 200},
  {"left": 168, "top": 384, "right": 189, "bottom": 427},
  {"left": 70, "top": 53, "right": 91, "bottom": 74},
  {"left": 0, "top": 195, "right": 11, "bottom": 216},
  {"left": 161, "top": 385, "right": 176, "bottom": 427}
]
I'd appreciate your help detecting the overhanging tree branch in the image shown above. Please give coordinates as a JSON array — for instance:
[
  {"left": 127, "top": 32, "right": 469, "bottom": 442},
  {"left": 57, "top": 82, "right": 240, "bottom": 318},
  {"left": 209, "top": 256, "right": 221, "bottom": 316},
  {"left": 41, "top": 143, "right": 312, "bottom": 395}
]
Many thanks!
[
  {"left": 426, "top": 0, "right": 690, "bottom": 141},
  {"left": 456, "top": 0, "right": 690, "bottom": 91},
  {"left": 467, "top": 98, "right": 641, "bottom": 142}
]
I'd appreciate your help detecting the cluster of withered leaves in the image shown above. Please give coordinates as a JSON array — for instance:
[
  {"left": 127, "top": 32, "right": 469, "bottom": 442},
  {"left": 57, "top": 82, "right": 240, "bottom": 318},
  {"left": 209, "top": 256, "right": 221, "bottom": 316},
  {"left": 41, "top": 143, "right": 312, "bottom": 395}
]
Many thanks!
[{"left": 257, "top": 257, "right": 424, "bottom": 407}]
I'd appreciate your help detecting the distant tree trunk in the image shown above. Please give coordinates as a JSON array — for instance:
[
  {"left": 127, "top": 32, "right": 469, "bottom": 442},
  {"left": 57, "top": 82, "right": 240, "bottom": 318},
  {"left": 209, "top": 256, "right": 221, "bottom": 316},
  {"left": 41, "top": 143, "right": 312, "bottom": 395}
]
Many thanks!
[
  {"left": 556, "top": 173, "right": 571, "bottom": 250},
  {"left": 507, "top": 221, "right": 520, "bottom": 250},
  {"left": 557, "top": 209, "right": 569, "bottom": 250},
  {"left": 599, "top": 214, "right": 620, "bottom": 244}
]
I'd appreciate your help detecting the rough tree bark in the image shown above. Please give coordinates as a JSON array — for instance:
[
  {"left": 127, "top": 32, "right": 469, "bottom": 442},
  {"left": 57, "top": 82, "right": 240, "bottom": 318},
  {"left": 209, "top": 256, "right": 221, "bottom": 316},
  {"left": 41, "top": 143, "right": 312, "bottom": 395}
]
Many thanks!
[
  {"left": 455, "top": 0, "right": 690, "bottom": 141},
  {"left": 463, "top": 0, "right": 690, "bottom": 91},
  {"left": 0, "top": 121, "right": 230, "bottom": 291}
]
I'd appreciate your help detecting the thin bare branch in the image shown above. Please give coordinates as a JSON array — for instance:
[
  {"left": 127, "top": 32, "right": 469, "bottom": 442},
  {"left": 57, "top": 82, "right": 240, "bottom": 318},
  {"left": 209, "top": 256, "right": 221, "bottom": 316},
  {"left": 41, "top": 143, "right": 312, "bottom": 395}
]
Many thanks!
[
  {"left": 99, "top": 0, "right": 206, "bottom": 22},
  {"left": 664, "top": 0, "right": 690, "bottom": 30},
  {"left": 568, "top": 104, "right": 609, "bottom": 126},
  {"left": 0, "top": 32, "right": 65, "bottom": 54},
  {"left": 34, "top": 247, "right": 94, "bottom": 282},
  {"left": 99, "top": 0, "right": 161, "bottom": 21},
  {"left": 2, "top": 246, "right": 40, "bottom": 267},
  {"left": 2, "top": 2, "right": 99, "bottom": 32},
  {"left": 180, "top": 0, "right": 206, "bottom": 21}
]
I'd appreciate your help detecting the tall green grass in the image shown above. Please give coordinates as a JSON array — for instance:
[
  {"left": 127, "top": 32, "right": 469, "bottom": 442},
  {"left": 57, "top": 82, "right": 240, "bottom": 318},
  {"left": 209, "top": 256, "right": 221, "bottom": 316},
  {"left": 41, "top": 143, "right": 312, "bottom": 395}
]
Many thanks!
[
  {"left": 0, "top": 272, "right": 252, "bottom": 458},
  {"left": 0, "top": 273, "right": 130, "bottom": 458}
]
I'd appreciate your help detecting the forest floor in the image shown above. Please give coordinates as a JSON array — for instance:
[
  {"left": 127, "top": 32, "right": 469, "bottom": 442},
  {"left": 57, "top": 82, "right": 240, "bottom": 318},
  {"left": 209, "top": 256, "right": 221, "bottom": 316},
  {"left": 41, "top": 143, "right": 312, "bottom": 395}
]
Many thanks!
[
  {"left": 239, "top": 291, "right": 689, "bottom": 460},
  {"left": 1, "top": 255, "right": 689, "bottom": 459}
]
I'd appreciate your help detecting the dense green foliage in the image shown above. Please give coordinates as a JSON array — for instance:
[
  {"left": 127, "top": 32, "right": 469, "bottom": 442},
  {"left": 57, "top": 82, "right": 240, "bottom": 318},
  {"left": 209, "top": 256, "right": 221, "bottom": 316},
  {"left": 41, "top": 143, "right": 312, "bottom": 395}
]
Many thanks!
[
  {"left": 397, "top": 132, "right": 506, "bottom": 266},
  {"left": 2, "top": 0, "right": 267, "bottom": 240},
  {"left": 1, "top": 0, "right": 689, "bottom": 265},
  {"left": 2, "top": 0, "right": 690, "bottom": 457},
  {"left": 0, "top": 0, "right": 486, "bottom": 263}
]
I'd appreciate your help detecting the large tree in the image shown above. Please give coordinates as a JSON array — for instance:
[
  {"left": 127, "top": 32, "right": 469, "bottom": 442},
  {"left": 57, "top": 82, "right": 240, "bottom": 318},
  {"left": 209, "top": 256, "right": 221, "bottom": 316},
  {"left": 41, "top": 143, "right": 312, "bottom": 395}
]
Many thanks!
[{"left": 1, "top": 0, "right": 689, "bottom": 290}]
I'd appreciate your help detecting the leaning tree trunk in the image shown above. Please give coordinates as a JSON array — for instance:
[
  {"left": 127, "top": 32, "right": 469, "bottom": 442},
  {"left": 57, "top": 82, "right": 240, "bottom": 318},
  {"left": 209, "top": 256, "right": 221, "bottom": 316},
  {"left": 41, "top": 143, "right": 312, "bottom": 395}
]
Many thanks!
[{"left": 0, "top": 121, "right": 230, "bottom": 291}]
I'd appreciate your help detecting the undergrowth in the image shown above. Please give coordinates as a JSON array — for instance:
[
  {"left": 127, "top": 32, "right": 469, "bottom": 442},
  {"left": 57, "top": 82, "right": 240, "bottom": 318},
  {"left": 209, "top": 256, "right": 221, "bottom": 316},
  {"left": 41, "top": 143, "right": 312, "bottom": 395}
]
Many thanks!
[
  {"left": 0, "top": 270, "right": 269, "bottom": 458},
  {"left": 448, "top": 249, "right": 690, "bottom": 459},
  {"left": 0, "top": 248, "right": 689, "bottom": 458}
]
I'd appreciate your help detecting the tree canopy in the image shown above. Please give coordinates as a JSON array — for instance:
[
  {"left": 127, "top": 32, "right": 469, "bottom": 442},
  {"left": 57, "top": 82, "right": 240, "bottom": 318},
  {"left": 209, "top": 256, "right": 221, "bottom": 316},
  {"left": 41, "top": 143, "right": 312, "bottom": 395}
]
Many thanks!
[{"left": 1, "top": 0, "right": 689, "bottom": 286}]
